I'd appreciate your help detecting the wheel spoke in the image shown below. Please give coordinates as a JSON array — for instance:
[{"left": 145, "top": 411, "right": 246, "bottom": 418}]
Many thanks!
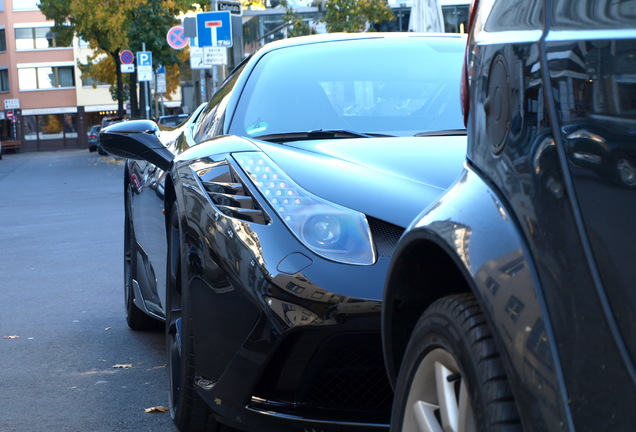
[
  {"left": 457, "top": 379, "right": 476, "bottom": 432},
  {"left": 435, "top": 362, "right": 459, "bottom": 432},
  {"left": 413, "top": 400, "right": 445, "bottom": 432}
]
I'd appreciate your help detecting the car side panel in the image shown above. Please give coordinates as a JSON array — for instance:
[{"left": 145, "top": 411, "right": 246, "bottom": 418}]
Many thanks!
[
  {"left": 128, "top": 159, "right": 168, "bottom": 317},
  {"left": 546, "top": 0, "right": 636, "bottom": 410},
  {"left": 172, "top": 156, "right": 263, "bottom": 383},
  {"left": 384, "top": 166, "right": 572, "bottom": 432},
  {"left": 467, "top": 1, "right": 636, "bottom": 429}
]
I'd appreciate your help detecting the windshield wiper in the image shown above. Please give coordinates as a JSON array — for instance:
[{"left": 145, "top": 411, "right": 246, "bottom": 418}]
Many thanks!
[
  {"left": 415, "top": 129, "right": 467, "bottom": 137},
  {"left": 254, "top": 129, "right": 391, "bottom": 143}
]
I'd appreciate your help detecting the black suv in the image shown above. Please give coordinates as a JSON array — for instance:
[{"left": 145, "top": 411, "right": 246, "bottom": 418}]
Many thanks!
[{"left": 382, "top": 1, "right": 636, "bottom": 431}]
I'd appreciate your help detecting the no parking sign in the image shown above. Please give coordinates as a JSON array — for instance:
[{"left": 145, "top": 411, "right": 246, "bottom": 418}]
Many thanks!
[
  {"left": 167, "top": 26, "right": 189, "bottom": 50},
  {"left": 120, "top": 50, "right": 134, "bottom": 73}
]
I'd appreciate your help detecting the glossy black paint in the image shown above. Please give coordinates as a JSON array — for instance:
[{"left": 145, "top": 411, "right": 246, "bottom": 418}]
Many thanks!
[
  {"left": 100, "top": 34, "right": 468, "bottom": 431},
  {"left": 100, "top": 120, "right": 172, "bottom": 171},
  {"left": 383, "top": 1, "right": 636, "bottom": 431}
]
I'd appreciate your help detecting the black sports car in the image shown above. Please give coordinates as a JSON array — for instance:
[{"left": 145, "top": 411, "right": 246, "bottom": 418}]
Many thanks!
[{"left": 100, "top": 33, "right": 467, "bottom": 432}]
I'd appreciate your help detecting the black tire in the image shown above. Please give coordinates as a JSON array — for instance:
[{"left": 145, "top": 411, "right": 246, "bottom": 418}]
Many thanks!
[
  {"left": 124, "top": 186, "right": 160, "bottom": 330},
  {"left": 391, "top": 293, "right": 521, "bottom": 432},
  {"left": 166, "top": 204, "right": 228, "bottom": 432}
]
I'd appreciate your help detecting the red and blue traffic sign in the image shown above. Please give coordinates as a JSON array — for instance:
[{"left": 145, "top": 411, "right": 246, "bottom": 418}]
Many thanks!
[
  {"left": 120, "top": 50, "right": 134, "bottom": 65},
  {"left": 196, "top": 11, "right": 232, "bottom": 48},
  {"left": 167, "top": 25, "right": 188, "bottom": 50}
]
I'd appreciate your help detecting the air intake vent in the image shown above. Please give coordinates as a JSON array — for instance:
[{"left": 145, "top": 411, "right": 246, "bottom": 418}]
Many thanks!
[
  {"left": 368, "top": 217, "right": 404, "bottom": 257},
  {"left": 195, "top": 161, "right": 269, "bottom": 225}
]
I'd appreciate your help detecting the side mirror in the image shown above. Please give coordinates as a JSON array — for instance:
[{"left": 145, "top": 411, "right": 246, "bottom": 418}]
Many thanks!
[{"left": 100, "top": 120, "right": 173, "bottom": 171}]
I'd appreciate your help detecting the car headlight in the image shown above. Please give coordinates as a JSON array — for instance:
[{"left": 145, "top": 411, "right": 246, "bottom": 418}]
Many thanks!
[{"left": 233, "top": 152, "right": 376, "bottom": 265}]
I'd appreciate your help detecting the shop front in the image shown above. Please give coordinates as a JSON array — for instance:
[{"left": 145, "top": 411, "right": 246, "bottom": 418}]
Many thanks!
[
  {"left": 6, "top": 100, "right": 184, "bottom": 153},
  {"left": 19, "top": 106, "right": 85, "bottom": 152}
]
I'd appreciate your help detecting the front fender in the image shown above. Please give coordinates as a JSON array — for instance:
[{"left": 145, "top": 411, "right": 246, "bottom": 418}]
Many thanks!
[{"left": 383, "top": 165, "right": 571, "bottom": 431}]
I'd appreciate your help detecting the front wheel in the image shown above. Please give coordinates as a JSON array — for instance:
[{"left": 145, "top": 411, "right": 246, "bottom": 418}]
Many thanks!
[
  {"left": 391, "top": 293, "right": 521, "bottom": 432},
  {"left": 165, "top": 204, "right": 228, "bottom": 432}
]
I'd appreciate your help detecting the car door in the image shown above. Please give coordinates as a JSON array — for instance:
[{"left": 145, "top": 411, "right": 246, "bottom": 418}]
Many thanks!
[{"left": 545, "top": 2, "right": 636, "bottom": 428}]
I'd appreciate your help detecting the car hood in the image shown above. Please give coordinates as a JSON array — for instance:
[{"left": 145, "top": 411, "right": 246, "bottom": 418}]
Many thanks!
[{"left": 248, "top": 136, "right": 466, "bottom": 228}]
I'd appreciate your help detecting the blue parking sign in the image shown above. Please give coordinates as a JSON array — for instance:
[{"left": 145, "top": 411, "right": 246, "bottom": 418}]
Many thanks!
[
  {"left": 196, "top": 11, "right": 232, "bottom": 48},
  {"left": 137, "top": 51, "right": 152, "bottom": 67}
]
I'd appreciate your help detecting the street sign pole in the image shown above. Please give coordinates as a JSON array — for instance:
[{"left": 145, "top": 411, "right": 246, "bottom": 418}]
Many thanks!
[
  {"left": 210, "top": 0, "right": 219, "bottom": 97},
  {"left": 209, "top": 0, "right": 218, "bottom": 103},
  {"left": 142, "top": 43, "right": 150, "bottom": 119}
]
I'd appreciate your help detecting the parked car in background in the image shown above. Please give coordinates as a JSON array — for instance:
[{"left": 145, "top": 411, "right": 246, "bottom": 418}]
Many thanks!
[
  {"left": 87, "top": 125, "right": 100, "bottom": 152},
  {"left": 101, "top": 33, "right": 467, "bottom": 432},
  {"left": 382, "top": 1, "right": 636, "bottom": 431},
  {"left": 158, "top": 114, "right": 189, "bottom": 128}
]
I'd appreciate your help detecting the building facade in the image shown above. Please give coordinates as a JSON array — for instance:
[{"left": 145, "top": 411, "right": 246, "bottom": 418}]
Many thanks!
[{"left": 0, "top": 0, "right": 181, "bottom": 153}]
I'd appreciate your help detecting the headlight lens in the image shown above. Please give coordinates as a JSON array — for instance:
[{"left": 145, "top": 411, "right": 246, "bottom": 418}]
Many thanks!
[{"left": 233, "top": 152, "right": 376, "bottom": 265}]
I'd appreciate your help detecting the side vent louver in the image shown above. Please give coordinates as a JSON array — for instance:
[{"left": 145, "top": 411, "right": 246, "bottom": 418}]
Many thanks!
[{"left": 195, "top": 160, "right": 268, "bottom": 225}]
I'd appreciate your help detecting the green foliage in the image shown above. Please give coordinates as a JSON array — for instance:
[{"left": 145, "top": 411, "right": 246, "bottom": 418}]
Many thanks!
[
  {"left": 321, "top": 0, "right": 394, "bottom": 32},
  {"left": 281, "top": 1, "right": 314, "bottom": 37},
  {"left": 128, "top": 0, "right": 183, "bottom": 66},
  {"left": 109, "top": 84, "right": 130, "bottom": 102}
]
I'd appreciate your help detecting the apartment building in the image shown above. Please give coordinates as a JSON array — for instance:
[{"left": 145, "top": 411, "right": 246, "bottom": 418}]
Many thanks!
[{"left": 0, "top": 0, "right": 181, "bottom": 153}]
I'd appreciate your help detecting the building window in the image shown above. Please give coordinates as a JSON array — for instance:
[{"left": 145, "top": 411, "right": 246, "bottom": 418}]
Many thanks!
[
  {"left": 13, "top": 0, "right": 39, "bottom": 11},
  {"left": 18, "top": 66, "right": 75, "bottom": 90},
  {"left": 0, "top": 69, "right": 8, "bottom": 92},
  {"left": 0, "top": 29, "right": 6, "bottom": 52},
  {"left": 23, "top": 113, "right": 78, "bottom": 141},
  {"left": 15, "top": 27, "right": 71, "bottom": 50},
  {"left": 505, "top": 295, "right": 525, "bottom": 323},
  {"left": 81, "top": 75, "right": 108, "bottom": 87}
]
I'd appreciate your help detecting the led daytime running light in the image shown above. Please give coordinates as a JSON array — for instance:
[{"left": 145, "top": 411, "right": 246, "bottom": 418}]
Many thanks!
[{"left": 233, "top": 152, "right": 375, "bottom": 265}]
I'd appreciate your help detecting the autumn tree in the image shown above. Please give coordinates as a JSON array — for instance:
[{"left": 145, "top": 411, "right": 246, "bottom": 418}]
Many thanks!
[
  {"left": 39, "top": 0, "right": 194, "bottom": 117},
  {"left": 127, "top": 0, "right": 192, "bottom": 117},
  {"left": 321, "top": 0, "right": 394, "bottom": 32}
]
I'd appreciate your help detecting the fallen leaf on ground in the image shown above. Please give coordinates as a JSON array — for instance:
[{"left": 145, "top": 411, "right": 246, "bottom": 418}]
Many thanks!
[
  {"left": 3, "top": 335, "right": 19, "bottom": 339},
  {"left": 145, "top": 406, "right": 169, "bottom": 413},
  {"left": 112, "top": 364, "right": 133, "bottom": 369}
]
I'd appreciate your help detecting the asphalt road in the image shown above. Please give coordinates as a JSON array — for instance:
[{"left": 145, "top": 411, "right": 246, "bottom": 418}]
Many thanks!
[{"left": 0, "top": 150, "right": 178, "bottom": 432}]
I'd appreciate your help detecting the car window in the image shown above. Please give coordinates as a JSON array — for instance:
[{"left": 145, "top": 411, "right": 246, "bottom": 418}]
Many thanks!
[
  {"left": 159, "top": 115, "right": 188, "bottom": 128},
  {"left": 228, "top": 37, "right": 466, "bottom": 138},
  {"left": 552, "top": 0, "right": 636, "bottom": 30},
  {"left": 482, "top": 0, "right": 543, "bottom": 32},
  {"left": 193, "top": 70, "right": 243, "bottom": 143}
]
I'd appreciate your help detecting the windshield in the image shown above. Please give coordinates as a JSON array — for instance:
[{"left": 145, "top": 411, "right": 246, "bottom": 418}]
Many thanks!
[
  {"left": 159, "top": 115, "right": 188, "bottom": 128},
  {"left": 229, "top": 36, "right": 466, "bottom": 139}
]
